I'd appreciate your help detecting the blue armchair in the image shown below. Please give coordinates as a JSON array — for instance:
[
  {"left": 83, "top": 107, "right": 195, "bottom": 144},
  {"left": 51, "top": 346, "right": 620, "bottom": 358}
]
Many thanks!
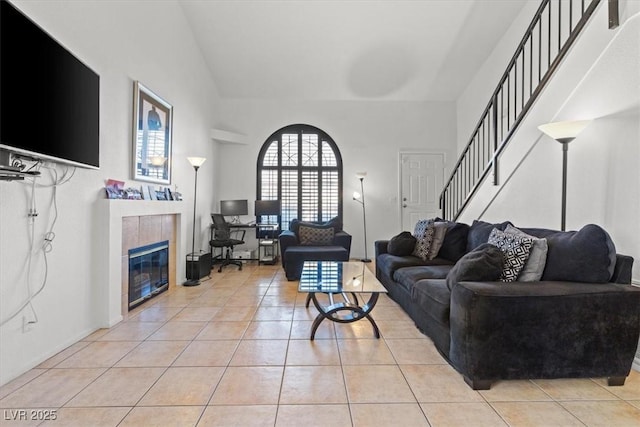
[{"left": 279, "top": 218, "right": 352, "bottom": 280}]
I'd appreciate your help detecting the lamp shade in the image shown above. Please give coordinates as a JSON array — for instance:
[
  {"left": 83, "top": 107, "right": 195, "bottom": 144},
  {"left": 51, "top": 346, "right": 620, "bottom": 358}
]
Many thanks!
[
  {"left": 356, "top": 172, "right": 367, "bottom": 179},
  {"left": 150, "top": 156, "right": 166, "bottom": 166},
  {"left": 538, "top": 120, "right": 591, "bottom": 142},
  {"left": 187, "top": 157, "right": 206, "bottom": 167}
]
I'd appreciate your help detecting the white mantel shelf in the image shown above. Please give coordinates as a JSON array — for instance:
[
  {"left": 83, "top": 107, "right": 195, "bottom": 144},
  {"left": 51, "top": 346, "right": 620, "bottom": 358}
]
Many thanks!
[
  {"left": 96, "top": 199, "right": 184, "bottom": 327},
  {"left": 104, "top": 199, "right": 184, "bottom": 217}
]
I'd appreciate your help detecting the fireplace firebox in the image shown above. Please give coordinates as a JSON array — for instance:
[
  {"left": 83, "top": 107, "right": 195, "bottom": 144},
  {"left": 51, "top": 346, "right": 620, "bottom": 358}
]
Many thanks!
[{"left": 128, "top": 240, "right": 169, "bottom": 310}]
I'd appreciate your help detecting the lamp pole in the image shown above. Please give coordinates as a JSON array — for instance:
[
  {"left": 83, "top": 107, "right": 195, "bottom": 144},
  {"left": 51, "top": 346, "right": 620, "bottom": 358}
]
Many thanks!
[{"left": 560, "top": 140, "right": 569, "bottom": 231}]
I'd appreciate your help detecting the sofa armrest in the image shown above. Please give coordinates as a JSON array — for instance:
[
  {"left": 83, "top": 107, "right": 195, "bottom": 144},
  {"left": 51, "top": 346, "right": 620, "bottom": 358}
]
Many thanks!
[
  {"left": 333, "top": 231, "right": 352, "bottom": 253},
  {"left": 375, "top": 240, "right": 389, "bottom": 257},
  {"left": 278, "top": 230, "right": 299, "bottom": 265},
  {"left": 611, "top": 254, "right": 634, "bottom": 284}
]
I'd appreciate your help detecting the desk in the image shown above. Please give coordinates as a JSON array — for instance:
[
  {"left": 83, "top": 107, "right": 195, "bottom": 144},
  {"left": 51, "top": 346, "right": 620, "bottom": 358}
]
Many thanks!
[{"left": 210, "top": 222, "right": 279, "bottom": 264}]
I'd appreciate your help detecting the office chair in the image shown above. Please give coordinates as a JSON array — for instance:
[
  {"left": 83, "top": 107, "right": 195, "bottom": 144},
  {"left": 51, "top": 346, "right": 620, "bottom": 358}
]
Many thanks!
[{"left": 210, "top": 213, "right": 246, "bottom": 272}]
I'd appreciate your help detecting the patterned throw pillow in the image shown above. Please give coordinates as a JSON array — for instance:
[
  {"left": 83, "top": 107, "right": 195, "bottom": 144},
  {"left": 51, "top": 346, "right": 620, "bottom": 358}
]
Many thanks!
[
  {"left": 504, "top": 224, "right": 548, "bottom": 281},
  {"left": 488, "top": 228, "right": 533, "bottom": 282},
  {"left": 298, "top": 225, "right": 334, "bottom": 245},
  {"left": 412, "top": 219, "right": 435, "bottom": 261}
]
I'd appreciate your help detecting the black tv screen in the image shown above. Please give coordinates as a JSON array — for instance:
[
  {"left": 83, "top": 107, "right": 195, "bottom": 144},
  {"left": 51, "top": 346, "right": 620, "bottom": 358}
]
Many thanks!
[{"left": 0, "top": 0, "right": 100, "bottom": 169}]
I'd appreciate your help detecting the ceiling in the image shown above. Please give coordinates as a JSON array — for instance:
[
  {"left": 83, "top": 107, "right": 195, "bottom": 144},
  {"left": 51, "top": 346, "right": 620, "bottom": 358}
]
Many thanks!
[{"left": 179, "top": 0, "right": 529, "bottom": 102}]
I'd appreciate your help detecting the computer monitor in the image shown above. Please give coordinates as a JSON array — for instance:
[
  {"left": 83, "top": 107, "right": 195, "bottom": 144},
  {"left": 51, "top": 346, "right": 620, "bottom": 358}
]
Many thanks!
[
  {"left": 220, "top": 199, "right": 248, "bottom": 223},
  {"left": 254, "top": 200, "right": 280, "bottom": 216},
  {"left": 255, "top": 200, "right": 280, "bottom": 239}
]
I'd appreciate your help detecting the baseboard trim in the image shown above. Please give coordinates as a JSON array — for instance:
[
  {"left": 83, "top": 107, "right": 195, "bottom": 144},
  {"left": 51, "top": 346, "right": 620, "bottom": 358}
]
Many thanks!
[{"left": 632, "top": 280, "right": 640, "bottom": 372}]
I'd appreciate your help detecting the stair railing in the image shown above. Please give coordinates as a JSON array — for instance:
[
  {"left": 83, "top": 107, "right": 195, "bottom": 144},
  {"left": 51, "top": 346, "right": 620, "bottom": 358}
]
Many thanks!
[{"left": 439, "top": 0, "right": 602, "bottom": 221}]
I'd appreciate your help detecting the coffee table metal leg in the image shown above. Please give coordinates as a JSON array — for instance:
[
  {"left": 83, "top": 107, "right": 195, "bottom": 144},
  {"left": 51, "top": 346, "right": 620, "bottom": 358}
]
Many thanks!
[{"left": 307, "top": 291, "right": 382, "bottom": 340}]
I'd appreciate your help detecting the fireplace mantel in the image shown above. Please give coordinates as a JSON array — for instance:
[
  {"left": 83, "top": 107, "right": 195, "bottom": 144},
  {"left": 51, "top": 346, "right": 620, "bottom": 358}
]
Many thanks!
[{"left": 96, "top": 199, "right": 184, "bottom": 327}]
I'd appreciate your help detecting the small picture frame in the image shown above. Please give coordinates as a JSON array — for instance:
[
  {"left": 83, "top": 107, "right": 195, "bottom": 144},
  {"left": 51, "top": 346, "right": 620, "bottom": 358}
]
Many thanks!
[{"left": 148, "top": 185, "right": 157, "bottom": 200}]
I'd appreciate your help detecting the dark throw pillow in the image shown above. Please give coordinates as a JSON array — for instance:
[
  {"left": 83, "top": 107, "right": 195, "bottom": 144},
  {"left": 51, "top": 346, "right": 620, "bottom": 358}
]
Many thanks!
[
  {"left": 387, "top": 231, "right": 417, "bottom": 257},
  {"left": 519, "top": 224, "right": 617, "bottom": 283},
  {"left": 437, "top": 221, "right": 470, "bottom": 262},
  {"left": 466, "top": 220, "right": 513, "bottom": 252},
  {"left": 446, "top": 243, "right": 504, "bottom": 290}
]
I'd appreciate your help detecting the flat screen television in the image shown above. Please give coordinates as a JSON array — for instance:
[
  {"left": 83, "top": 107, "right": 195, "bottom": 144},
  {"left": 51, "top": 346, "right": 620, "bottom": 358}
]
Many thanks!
[{"left": 0, "top": 0, "right": 100, "bottom": 169}]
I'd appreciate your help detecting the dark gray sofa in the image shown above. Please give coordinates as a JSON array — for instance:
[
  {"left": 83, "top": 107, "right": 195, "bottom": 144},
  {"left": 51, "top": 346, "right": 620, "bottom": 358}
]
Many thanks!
[
  {"left": 375, "top": 220, "right": 640, "bottom": 390},
  {"left": 279, "top": 218, "right": 351, "bottom": 280}
]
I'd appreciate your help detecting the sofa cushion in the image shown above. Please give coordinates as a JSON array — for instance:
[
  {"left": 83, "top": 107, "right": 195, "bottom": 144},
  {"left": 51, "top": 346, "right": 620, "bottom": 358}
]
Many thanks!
[
  {"left": 388, "top": 231, "right": 417, "bottom": 256},
  {"left": 438, "top": 221, "right": 470, "bottom": 262},
  {"left": 466, "top": 220, "right": 512, "bottom": 252},
  {"left": 393, "top": 265, "right": 454, "bottom": 293},
  {"left": 411, "top": 279, "right": 451, "bottom": 326},
  {"left": 284, "top": 245, "right": 349, "bottom": 260},
  {"left": 505, "top": 224, "right": 548, "bottom": 281},
  {"left": 298, "top": 225, "right": 334, "bottom": 245},
  {"left": 446, "top": 243, "right": 503, "bottom": 290},
  {"left": 488, "top": 228, "right": 533, "bottom": 282},
  {"left": 520, "top": 224, "right": 616, "bottom": 283},
  {"left": 377, "top": 253, "right": 452, "bottom": 281},
  {"left": 412, "top": 219, "right": 435, "bottom": 261}
]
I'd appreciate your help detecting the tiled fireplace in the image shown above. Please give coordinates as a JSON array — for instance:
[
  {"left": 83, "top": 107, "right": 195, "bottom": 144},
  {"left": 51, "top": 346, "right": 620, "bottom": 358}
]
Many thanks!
[
  {"left": 98, "top": 200, "right": 183, "bottom": 327},
  {"left": 121, "top": 214, "right": 176, "bottom": 315}
]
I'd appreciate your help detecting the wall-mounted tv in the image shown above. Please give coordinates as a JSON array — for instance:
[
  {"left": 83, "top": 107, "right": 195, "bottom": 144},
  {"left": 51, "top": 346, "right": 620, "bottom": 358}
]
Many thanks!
[{"left": 0, "top": 0, "right": 100, "bottom": 169}]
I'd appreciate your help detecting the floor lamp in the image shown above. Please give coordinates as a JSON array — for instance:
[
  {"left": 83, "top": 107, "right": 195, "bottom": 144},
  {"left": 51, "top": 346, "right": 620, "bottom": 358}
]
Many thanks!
[
  {"left": 353, "top": 172, "right": 371, "bottom": 263},
  {"left": 538, "top": 120, "right": 591, "bottom": 231},
  {"left": 183, "top": 156, "right": 206, "bottom": 286}
]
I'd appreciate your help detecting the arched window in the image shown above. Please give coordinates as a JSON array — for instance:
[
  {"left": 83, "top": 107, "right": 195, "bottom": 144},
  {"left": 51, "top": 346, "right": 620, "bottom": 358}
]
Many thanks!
[{"left": 257, "top": 124, "right": 343, "bottom": 231}]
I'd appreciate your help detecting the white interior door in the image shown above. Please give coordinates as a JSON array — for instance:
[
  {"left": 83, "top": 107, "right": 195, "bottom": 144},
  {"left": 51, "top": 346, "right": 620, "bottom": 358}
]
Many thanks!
[{"left": 400, "top": 152, "right": 445, "bottom": 231}]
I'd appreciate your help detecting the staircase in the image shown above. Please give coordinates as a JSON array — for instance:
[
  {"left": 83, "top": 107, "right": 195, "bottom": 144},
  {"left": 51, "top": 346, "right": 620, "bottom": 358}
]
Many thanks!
[{"left": 439, "top": 0, "right": 608, "bottom": 221}]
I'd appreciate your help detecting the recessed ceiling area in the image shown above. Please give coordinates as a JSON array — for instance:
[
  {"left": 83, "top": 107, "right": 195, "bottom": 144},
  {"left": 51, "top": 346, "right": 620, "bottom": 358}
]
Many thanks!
[{"left": 179, "top": 0, "right": 529, "bottom": 102}]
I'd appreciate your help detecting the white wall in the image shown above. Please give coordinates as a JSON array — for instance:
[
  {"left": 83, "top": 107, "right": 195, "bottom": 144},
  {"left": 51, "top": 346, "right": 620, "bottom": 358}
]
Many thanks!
[
  {"left": 455, "top": 0, "right": 541, "bottom": 153},
  {"left": 211, "top": 99, "right": 457, "bottom": 259},
  {"left": 455, "top": 1, "right": 640, "bottom": 282},
  {"left": 0, "top": 0, "right": 219, "bottom": 385}
]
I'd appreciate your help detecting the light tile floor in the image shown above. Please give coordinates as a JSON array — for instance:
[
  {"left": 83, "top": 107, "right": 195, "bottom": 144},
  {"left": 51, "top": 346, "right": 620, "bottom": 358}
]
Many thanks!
[{"left": 1, "top": 263, "right": 639, "bottom": 426}]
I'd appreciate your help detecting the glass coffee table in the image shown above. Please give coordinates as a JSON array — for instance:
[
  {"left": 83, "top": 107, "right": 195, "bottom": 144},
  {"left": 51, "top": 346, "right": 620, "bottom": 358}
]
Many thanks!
[{"left": 298, "top": 261, "right": 388, "bottom": 340}]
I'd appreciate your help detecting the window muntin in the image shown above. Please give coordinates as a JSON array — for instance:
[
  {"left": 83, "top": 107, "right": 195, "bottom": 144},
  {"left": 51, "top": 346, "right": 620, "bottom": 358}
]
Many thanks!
[{"left": 257, "top": 124, "right": 342, "bottom": 231}]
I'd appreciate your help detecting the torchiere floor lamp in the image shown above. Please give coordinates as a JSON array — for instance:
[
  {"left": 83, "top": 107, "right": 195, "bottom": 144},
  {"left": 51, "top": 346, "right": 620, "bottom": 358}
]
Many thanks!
[
  {"left": 538, "top": 120, "right": 591, "bottom": 231},
  {"left": 183, "top": 156, "right": 206, "bottom": 286},
  {"left": 352, "top": 172, "right": 371, "bottom": 263}
]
